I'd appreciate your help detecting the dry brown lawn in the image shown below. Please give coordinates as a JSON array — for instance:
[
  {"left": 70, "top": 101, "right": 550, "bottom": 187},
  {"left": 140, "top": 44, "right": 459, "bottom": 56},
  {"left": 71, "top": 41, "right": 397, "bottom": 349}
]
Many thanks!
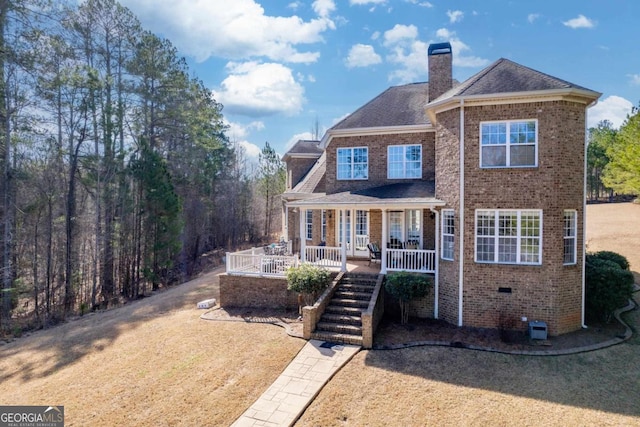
[
  {"left": 0, "top": 203, "right": 638, "bottom": 427},
  {"left": 0, "top": 267, "right": 305, "bottom": 426}
]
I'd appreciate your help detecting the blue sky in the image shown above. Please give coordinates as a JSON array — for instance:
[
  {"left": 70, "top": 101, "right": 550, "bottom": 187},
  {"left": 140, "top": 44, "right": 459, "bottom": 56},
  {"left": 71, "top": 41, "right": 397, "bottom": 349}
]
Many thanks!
[{"left": 119, "top": 0, "right": 640, "bottom": 160}]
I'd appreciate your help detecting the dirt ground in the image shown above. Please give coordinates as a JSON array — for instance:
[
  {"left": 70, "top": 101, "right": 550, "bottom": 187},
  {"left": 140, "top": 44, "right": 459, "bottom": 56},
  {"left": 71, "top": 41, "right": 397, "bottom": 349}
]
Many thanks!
[{"left": 0, "top": 202, "right": 638, "bottom": 426}]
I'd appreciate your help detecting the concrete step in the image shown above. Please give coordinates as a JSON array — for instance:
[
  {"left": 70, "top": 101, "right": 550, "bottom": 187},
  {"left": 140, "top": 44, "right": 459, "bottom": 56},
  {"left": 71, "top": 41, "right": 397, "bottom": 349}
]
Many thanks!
[
  {"left": 325, "top": 305, "right": 364, "bottom": 315},
  {"left": 334, "top": 290, "right": 373, "bottom": 301},
  {"left": 311, "top": 331, "right": 363, "bottom": 346},
  {"left": 316, "top": 322, "right": 362, "bottom": 335},
  {"left": 320, "top": 313, "right": 362, "bottom": 326},
  {"left": 331, "top": 298, "right": 369, "bottom": 308},
  {"left": 340, "top": 276, "right": 378, "bottom": 285},
  {"left": 338, "top": 283, "right": 376, "bottom": 293}
]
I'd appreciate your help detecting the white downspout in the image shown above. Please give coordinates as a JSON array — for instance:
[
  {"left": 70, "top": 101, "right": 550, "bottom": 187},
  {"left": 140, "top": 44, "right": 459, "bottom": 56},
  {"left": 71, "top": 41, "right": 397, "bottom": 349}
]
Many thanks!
[
  {"left": 299, "top": 209, "right": 306, "bottom": 263},
  {"left": 458, "top": 99, "right": 465, "bottom": 327},
  {"left": 582, "top": 109, "right": 588, "bottom": 329},
  {"left": 381, "top": 209, "right": 388, "bottom": 274},
  {"left": 341, "top": 209, "right": 347, "bottom": 272},
  {"left": 430, "top": 207, "right": 440, "bottom": 319}
]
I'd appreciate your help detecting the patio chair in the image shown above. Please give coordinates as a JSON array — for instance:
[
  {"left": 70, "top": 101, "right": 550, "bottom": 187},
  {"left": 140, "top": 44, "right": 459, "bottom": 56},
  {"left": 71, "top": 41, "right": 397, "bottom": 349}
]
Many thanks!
[{"left": 367, "top": 243, "right": 382, "bottom": 266}]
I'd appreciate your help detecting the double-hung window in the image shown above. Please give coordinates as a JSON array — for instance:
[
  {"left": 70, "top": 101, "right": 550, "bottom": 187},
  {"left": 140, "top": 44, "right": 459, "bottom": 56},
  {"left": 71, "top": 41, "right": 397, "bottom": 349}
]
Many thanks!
[
  {"left": 563, "top": 210, "right": 577, "bottom": 265},
  {"left": 441, "top": 210, "right": 455, "bottom": 260},
  {"left": 475, "top": 209, "right": 542, "bottom": 265},
  {"left": 337, "top": 147, "right": 368, "bottom": 180},
  {"left": 305, "top": 210, "right": 313, "bottom": 240},
  {"left": 480, "top": 120, "right": 537, "bottom": 167},
  {"left": 388, "top": 145, "right": 422, "bottom": 179}
]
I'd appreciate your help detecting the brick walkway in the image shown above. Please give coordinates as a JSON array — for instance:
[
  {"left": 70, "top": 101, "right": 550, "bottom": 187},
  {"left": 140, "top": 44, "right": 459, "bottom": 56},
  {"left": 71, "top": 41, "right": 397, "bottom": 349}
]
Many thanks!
[{"left": 231, "top": 340, "right": 360, "bottom": 427}]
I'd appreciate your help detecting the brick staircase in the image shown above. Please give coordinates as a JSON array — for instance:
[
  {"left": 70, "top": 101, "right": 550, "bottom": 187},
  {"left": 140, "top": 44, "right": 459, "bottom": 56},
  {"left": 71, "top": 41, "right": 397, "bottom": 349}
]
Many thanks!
[{"left": 311, "top": 273, "right": 379, "bottom": 346}]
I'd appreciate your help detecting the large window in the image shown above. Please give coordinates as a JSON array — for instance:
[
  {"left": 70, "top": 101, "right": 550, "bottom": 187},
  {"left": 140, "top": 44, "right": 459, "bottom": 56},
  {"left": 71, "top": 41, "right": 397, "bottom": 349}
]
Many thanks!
[
  {"left": 475, "top": 209, "right": 542, "bottom": 265},
  {"left": 337, "top": 147, "right": 368, "bottom": 180},
  {"left": 563, "top": 210, "right": 577, "bottom": 265},
  {"left": 388, "top": 145, "right": 422, "bottom": 179},
  {"left": 305, "top": 210, "right": 313, "bottom": 240},
  {"left": 480, "top": 120, "right": 537, "bottom": 168},
  {"left": 442, "top": 210, "right": 455, "bottom": 260}
]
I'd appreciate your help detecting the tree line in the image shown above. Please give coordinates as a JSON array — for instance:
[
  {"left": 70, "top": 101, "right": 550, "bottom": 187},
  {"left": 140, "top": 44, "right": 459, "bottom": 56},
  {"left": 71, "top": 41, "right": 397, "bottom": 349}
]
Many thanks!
[
  {"left": 587, "top": 107, "right": 640, "bottom": 201},
  {"left": 0, "top": 0, "right": 285, "bottom": 333}
]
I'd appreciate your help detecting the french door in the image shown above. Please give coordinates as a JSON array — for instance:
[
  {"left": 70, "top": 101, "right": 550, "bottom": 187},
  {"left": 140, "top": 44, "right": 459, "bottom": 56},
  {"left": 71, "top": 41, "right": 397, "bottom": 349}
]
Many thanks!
[{"left": 338, "top": 209, "right": 369, "bottom": 257}]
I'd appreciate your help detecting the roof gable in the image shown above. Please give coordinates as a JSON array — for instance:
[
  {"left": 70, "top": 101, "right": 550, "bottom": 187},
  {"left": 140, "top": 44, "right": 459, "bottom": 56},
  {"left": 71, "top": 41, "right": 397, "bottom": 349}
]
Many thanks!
[{"left": 433, "top": 58, "right": 596, "bottom": 102}]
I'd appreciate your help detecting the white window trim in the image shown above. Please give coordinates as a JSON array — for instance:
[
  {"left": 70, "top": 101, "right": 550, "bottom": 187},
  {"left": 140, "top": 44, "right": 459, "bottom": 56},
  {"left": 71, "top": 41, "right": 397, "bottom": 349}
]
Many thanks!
[
  {"left": 441, "top": 209, "right": 455, "bottom": 261},
  {"left": 474, "top": 209, "right": 543, "bottom": 265},
  {"left": 337, "top": 146, "right": 368, "bottom": 180},
  {"left": 479, "top": 119, "right": 538, "bottom": 168},
  {"left": 321, "top": 210, "right": 327, "bottom": 242},
  {"left": 305, "top": 210, "right": 313, "bottom": 240},
  {"left": 387, "top": 144, "right": 423, "bottom": 179},
  {"left": 563, "top": 210, "right": 577, "bottom": 265}
]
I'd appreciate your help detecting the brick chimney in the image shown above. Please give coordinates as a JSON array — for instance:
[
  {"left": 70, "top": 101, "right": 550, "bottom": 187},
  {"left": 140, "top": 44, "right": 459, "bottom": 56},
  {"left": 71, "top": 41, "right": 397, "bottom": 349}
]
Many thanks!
[{"left": 428, "top": 42, "right": 452, "bottom": 101}]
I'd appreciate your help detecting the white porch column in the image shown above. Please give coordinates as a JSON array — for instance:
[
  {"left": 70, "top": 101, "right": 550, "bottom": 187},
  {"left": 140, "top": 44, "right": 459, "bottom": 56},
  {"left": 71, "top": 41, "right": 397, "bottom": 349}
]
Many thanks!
[
  {"left": 381, "top": 209, "right": 388, "bottom": 274},
  {"left": 341, "top": 209, "right": 347, "bottom": 272},
  {"left": 299, "top": 209, "right": 306, "bottom": 263},
  {"left": 431, "top": 207, "right": 440, "bottom": 319},
  {"left": 282, "top": 200, "right": 288, "bottom": 241}
]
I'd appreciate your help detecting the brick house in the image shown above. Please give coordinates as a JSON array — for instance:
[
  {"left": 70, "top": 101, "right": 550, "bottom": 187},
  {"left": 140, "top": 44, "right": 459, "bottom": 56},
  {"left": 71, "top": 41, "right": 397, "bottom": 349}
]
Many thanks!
[{"left": 281, "top": 42, "right": 601, "bottom": 336}]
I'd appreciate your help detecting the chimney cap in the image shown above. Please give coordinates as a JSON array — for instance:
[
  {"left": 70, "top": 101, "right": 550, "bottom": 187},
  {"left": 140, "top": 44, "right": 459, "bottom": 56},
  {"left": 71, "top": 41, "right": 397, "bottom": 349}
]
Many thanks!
[{"left": 428, "top": 42, "right": 452, "bottom": 56}]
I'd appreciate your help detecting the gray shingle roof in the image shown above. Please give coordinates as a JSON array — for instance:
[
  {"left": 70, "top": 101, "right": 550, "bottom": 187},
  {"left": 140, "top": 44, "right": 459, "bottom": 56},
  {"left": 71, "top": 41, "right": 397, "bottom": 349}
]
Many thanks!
[
  {"left": 290, "top": 152, "right": 326, "bottom": 194},
  {"left": 283, "top": 139, "right": 322, "bottom": 159},
  {"left": 331, "top": 83, "right": 430, "bottom": 130},
  {"left": 290, "top": 181, "right": 442, "bottom": 207},
  {"left": 433, "top": 58, "right": 595, "bottom": 102}
]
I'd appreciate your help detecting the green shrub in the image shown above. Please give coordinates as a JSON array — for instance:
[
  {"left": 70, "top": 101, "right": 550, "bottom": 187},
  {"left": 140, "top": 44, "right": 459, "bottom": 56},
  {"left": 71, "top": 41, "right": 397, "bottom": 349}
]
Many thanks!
[
  {"left": 591, "top": 250, "right": 630, "bottom": 270},
  {"left": 385, "top": 272, "right": 432, "bottom": 324},
  {"left": 585, "top": 252, "right": 634, "bottom": 323},
  {"left": 286, "top": 264, "right": 332, "bottom": 307}
]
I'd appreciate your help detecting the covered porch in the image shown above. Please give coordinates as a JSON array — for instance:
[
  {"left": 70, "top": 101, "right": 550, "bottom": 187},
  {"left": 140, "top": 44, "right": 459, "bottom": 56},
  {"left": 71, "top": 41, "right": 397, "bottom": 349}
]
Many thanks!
[{"left": 286, "top": 182, "right": 445, "bottom": 275}]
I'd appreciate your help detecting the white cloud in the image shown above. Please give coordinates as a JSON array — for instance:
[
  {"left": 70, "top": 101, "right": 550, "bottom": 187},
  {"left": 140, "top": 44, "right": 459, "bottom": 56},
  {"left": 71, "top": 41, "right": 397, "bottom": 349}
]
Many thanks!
[
  {"left": 225, "top": 120, "right": 265, "bottom": 141},
  {"left": 216, "top": 62, "right": 305, "bottom": 117},
  {"left": 313, "top": 0, "right": 336, "bottom": 20},
  {"left": 119, "top": 0, "right": 334, "bottom": 63},
  {"left": 350, "top": 0, "right": 386, "bottom": 5},
  {"left": 628, "top": 74, "right": 640, "bottom": 85},
  {"left": 387, "top": 40, "right": 429, "bottom": 83},
  {"left": 383, "top": 24, "right": 418, "bottom": 47},
  {"left": 447, "top": 10, "right": 464, "bottom": 24},
  {"left": 588, "top": 96, "right": 633, "bottom": 129},
  {"left": 345, "top": 44, "right": 382, "bottom": 68},
  {"left": 527, "top": 13, "right": 540, "bottom": 23},
  {"left": 563, "top": 14, "right": 596, "bottom": 29},
  {"left": 405, "top": 0, "right": 434, "bottom": 7},
  {"left": 238, "top": 140, "right": 262, "bottom": 160},
  {"left": 435, "top": 28, "right": 490, "bottom": 67}
]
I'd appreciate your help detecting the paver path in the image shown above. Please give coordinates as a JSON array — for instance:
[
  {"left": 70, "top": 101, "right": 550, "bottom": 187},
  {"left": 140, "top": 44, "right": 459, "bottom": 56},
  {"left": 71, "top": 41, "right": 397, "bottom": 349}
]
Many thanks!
[{"left": 231, "top": 340, "right": 360, "bottom": 427}]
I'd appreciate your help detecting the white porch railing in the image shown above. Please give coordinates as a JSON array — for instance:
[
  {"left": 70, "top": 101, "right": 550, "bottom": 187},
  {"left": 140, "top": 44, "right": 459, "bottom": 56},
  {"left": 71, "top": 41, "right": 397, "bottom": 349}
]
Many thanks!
[
  {"left": 304, "top": 246, "right": 341, "bottom": 268},
  {"left": 386, "top": 249, "right": 436, "bottom": 273},
  {"left": 226, "top": 248, "right": 299, "bottom": 277}
]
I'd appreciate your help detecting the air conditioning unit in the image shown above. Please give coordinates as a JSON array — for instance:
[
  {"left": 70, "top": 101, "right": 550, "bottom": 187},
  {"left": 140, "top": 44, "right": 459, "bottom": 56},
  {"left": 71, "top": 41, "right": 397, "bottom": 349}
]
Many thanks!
[{"left": 528, "top": 320, "right": 548, "bottom": 340}]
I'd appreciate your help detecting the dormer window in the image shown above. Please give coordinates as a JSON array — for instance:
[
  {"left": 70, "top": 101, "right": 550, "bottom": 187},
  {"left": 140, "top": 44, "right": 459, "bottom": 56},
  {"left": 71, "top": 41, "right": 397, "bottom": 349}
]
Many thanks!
[
  {"left": 388, "top": 145, "right": 422, "bottom": 179},
  {"left": 480, "top": 120, "right": 537, "bottom": 168},
  {"left": 337, "top": 147, "right": 368, "bottom": 180}
]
